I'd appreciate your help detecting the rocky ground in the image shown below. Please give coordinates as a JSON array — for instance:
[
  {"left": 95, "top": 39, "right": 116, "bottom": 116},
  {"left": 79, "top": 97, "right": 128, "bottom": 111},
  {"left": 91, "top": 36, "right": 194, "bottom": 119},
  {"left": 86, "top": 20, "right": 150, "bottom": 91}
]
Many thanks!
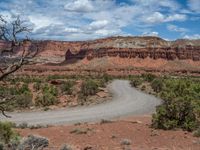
[
  {"left": 18, "top": 116, "right": 200, "bottom": 150},
  {"left": 16, "top": 57, "right": 200, "bottom": 77}
]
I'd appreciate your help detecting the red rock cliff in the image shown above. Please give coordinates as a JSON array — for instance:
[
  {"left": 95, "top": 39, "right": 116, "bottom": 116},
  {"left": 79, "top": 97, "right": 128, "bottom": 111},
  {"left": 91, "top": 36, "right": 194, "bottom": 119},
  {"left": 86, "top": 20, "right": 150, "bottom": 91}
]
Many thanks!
[{"left": 1, "top": 36, "right": 200, "bottom": 63}]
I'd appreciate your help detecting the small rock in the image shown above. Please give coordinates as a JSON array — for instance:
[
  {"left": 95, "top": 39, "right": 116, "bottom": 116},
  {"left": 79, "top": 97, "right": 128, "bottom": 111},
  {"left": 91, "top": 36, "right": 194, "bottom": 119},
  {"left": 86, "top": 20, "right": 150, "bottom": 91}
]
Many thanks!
[
  {"left": 111, "top": 135, "right": 117, "bottom": 139},
  {"left": 96, "top": 91, "right": 107, "bottom": 98},
  {"left": 83, "top": 146, "right": 93, "bottom": 150},
  {"left": 120, "top": 139, "right": 131, "bottom": 145}
]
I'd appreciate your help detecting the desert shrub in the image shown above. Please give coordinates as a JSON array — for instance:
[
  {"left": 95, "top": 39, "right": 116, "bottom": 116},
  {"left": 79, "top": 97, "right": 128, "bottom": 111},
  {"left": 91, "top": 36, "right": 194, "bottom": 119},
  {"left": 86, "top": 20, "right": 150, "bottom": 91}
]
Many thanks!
[
  {"left": 42, "top": 84, "right": 58, "bottom": 96},
  {"left": 120, "top": 139, "right": 131, "bottom": 145},
  {"left": 35, "top": 93, "right": 58, "bottom": 107},
  {"left": 81, "top": 80, "right": 99, "bottom": 96},
  {"left": 130, "top": 78, "right": 143, "bottom": 87},
  {"left": 141, "top": 73, "right": 156, "bottom": 82},
  {"left": 77, "top": 94, "right": 87, "bottom": 105},
  {"left": 35, "top": 84, "right": 58, "bottom": 107},
  {"left": 60, "top": 144, "right": 73, "bottom": 150},
  {"left": 9, "top": 135, "right": 21, "bottom": 150},
  {"left": 15, "top": 93, "right": 33, "bottom": 108},
  {"left": 0, "top": 85, "right": 33, "bottom": 110},
  {"left": 33, "top": 82, "right": 41, "bottom": 91},
  {"left": 70, "top": 128, "right": 90, "bottom": 134},
  {"left": 18, "top": 135, "right": 49, "bottom": 150},
  {"left": 0, "top": 121, "right": 18, "bottom": 144},
  {"left": 60, "top": 80, "right": 74, "bottom": 94},
  {"left": 152, "top": 78, "right": 200, "bottom": 131},
  {"left": 193, "top": 127, "right": 200, "bottom": 137},
  {"left": 151, "top": 78, "right": 163, "bottom": 93},
  {"left": 101, "top": 74, "right": 113, "bottom": 82},
  {"left": 0, "top": 143, "right": 3, "bottom": 150},
  {"left": 46, "top": 75, "right": 66, "bottom": 81},
  {"left": 17, "top": 122, "right": 28, "bottom": 129},
  {"left": 141, "top": 85, "right": 146, "bottom": 91},
  {"left": 152, "top": 97, "right": 198, "bottom": 131},
  {"left": 18, "top": 83, "right": 30, "bottom": 94},
  {"left": 8, "top": 83, "right": 30, "bottom": 95}
]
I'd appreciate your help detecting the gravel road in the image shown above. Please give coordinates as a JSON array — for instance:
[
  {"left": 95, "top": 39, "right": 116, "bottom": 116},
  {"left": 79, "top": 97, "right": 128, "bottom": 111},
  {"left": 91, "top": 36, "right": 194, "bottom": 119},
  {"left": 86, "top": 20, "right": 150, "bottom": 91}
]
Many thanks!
[{"left": 0, "top": 80, "right": 161, "bottom": 125}]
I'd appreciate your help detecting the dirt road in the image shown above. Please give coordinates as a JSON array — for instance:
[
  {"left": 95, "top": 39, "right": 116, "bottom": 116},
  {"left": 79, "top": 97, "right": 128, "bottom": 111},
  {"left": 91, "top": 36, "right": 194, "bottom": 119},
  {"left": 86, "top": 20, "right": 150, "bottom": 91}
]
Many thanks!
[{"left": 1, "top": 80, "right": 161, "bottom": 125}]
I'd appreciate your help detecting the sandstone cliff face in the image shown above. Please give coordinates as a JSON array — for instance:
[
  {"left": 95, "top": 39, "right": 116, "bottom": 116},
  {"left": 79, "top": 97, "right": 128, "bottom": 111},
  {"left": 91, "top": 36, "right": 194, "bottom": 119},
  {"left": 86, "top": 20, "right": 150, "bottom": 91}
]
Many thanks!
[
  {"left": 63, "top": 36, "right": 200, "bottom": 62},
  {"left": 0, "top": 36, "right": 200, "bottom": 63}
]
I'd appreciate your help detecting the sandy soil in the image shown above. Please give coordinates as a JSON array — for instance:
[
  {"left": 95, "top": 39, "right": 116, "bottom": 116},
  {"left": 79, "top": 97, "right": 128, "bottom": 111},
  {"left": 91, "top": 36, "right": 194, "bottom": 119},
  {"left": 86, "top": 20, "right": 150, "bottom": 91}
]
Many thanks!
[{"left": 18, "top": 116, "right": 200, "bottom": 150}]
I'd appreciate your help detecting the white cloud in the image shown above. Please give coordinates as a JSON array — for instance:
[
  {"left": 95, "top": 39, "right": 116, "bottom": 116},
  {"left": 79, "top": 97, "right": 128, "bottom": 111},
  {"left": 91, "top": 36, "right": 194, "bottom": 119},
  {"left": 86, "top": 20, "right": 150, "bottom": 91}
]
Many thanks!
[
  {"left": 0, "top": 0, "right": 194, "bottom": 41},
  {"left": 142, "top": 31, "right": 159, "bottom": 36},
  {"left": 167, "top": 24, "right": 188, "bottom": 33},
  {"left": 28, "top": 15, "right": 57, "bottom": 31},
  {"left": 183, "top": 34, "right": 200, "bottom": 39},
  {"left": 165, "top": 14, "right": 187, "bottom": 22},
  {"left": 132, "top": 0, "right": 180, "bottom": 11},
  {"left": 88, "top": 20, "right": 109, "bottom": 30},
  {"left": 95, "top": 28, "right": 122, "bottom": 36},
  {"left": 144, "top": 12, "right": 187, "bottom": 24},
  {"left": 64, "top": 0, "right": 94, "bottom": 12},
  {"left": 65, "top": 27, "right": 81, "bottom": 33},
  {"left": 188, "top": 0, "right": 200, "bottom": 13},
  {"left": 145, "top": 12, "right": 165, "bottom": 24}
]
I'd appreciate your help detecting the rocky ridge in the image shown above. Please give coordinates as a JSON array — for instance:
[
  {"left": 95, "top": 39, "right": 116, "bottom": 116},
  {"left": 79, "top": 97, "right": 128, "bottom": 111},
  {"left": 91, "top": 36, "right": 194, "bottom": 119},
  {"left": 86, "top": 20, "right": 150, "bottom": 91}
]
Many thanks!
[{"left": 1, "top": 36, "right": 200, "bottom": 63}]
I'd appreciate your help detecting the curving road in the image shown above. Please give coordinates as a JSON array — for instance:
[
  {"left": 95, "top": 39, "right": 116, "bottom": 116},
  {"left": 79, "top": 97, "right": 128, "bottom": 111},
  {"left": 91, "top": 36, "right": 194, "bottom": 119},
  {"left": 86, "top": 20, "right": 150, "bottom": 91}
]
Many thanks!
[{"left": 0, "top": 80, "right": 161, "bottom": 125}]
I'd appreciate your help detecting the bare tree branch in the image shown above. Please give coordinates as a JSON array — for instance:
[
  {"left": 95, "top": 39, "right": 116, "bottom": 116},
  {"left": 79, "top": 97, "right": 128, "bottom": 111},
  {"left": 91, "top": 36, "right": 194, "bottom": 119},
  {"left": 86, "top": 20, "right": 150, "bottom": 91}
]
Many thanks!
[{"left": 0, "top": 14, "right": 38, "bottom": 118}]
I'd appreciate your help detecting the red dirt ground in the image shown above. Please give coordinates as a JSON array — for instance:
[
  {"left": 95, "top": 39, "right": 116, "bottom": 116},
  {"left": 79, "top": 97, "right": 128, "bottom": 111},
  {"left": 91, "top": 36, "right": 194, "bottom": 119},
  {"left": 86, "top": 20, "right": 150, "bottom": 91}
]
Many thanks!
[{"left": 17, "top": 116, "right": 200, "bottom": 150}]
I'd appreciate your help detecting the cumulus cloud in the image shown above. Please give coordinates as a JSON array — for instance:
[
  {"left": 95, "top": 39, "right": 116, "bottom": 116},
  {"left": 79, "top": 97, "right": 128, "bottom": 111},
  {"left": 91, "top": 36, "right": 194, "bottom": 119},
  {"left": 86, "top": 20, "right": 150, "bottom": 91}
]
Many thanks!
[
  {"left": 88, "top": 20, "right": 109, "bottom": 30},
  {"left": 145, "top": 12, "right": 165, "bottom": 24},
  {"left": 28, "top": 15, "right": 59, "bottom": 31},
  {"left": 188, "top": 0, "right": 200, "bottom": 13},
  {"left": 183, "top": 34, "right": 200, "bottom": 39},
  {"left": 144, "top": 12, "right": 187, "bottom": 24},
  {"left": 0, "top": 0, "right": 197, "bottom": 40},
  {"left": 165, "top": 14, "right": 187, "bottom": 22},
  {"left": 65, "top": 27, "right": 81, "bottom": 33},
  {"left": 132, "top": 0, "right": 180, "bottom": 11},
  {"left": 64, "top": 0, "right": 94, "bottom": 12},
  {"left": 142, "top": 31, "right": 159, "bottom": 36},
  {"left": 167, "top": 24, "right": 188, "bottom": 33}
]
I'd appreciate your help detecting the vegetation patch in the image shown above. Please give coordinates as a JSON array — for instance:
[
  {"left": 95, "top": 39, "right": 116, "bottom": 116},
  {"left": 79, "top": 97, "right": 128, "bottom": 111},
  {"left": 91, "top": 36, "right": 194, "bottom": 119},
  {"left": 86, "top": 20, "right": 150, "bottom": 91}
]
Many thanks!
[
  {"left": 129, "top": 74, "right": 200, "bottom": 132},
  {"left": 0, "top": 121, "right": 21, "bottom": 149}
]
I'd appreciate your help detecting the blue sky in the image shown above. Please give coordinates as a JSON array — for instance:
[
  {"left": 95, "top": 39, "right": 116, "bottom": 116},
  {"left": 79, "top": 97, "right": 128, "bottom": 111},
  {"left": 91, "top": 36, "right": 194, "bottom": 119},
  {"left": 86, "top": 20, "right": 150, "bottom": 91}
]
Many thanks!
[{"left": 0, "top": 0, "right": 199, "bottom": 41}]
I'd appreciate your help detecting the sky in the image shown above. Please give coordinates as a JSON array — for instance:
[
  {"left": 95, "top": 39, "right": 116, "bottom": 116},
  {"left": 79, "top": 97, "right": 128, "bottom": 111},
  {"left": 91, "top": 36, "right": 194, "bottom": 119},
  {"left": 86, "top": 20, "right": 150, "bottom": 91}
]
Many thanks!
[{"left": 0, "top": 0, "right": 200, "bottom": 41}]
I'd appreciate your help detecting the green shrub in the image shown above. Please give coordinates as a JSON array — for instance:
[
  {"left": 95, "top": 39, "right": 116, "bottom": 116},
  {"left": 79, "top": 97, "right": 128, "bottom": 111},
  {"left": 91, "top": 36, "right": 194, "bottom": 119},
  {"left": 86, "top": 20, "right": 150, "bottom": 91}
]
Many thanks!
[
  {"left": 60, "top": 144, "right": 73, "bottom": 150},
  {"left": 130, "top": 78, "right": 142, "bottom": 87},
  {"left": 42, "top": 84, "right": 58, "bottom": 97},
  {"left": 18, "top": 83, "right": 30, "bottom": 94},
  {"left": 15, "top": 93, "right": 33, "bottom": 108},
  {"left": 141, "top": 73, "right": 156, "bottom": 82},
  {"left": 0, "top": 143, "right": 3, "bottom": 150},
  {"left": 81, "top": 80, "right": 99, "bottom": 96},
  {"left": 35, "top": 93, "right": 58, "bottom": 107},
  {"left": 60, "top": 81, "right": 74, "bottom": 95},
  {"left": 33, "top": 82, "right": 41, "bottom": 91},
  {"left": 17, "top": 122, "right": 28, "bottom": 129},
  {"left": 141, "top": 85, "right": 146, "bottom": 91},
  {"left": 152, "top": 95, "right": 198, "bottom": 131},
  {"left": 152, "top": 78, "right": 200, "bottom": 131},
  {"left": 193, "top": 127, "right": 200, "bottom": 137},
  {"left": 0, "top": 122, "right": 15, "bottom": 144},
  {"left": 101, "top": 74, "right": 113, "bottom": 82},
  {"left": 151, "top": 78, "right": 163, "bottom": 93}
]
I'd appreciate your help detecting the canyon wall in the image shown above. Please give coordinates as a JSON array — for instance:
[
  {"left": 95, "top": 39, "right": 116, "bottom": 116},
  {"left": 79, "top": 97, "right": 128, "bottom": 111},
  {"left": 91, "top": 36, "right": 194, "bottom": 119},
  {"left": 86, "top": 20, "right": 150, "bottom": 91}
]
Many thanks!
[
  {"left": 1, "top": 36, "right": 200, "bottom": 63},
  {"left": 64, "top": 37, "right": 200, "bottom": 62}
]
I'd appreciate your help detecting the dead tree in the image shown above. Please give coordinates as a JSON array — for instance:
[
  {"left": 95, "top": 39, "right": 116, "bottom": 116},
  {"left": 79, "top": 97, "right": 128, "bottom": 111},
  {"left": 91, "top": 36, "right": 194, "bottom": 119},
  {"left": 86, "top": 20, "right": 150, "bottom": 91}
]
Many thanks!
[{"left": 0, "top": 15, "right": 38, "bottom": 117}]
